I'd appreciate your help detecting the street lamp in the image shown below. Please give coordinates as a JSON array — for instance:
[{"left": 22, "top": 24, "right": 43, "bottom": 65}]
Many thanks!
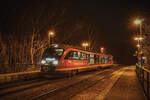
[
  {"left": 48, "top": 31, "right": 55, "bottom": 46},
  {"left": 134, "top": 36, "right": 143, "bottom": 52},
  {"left": 134, "top": 19, "right": 142, "bottom": 25},
  {"left": 134, "top": 36, "right": 143, "bottom": 41},
  {"left": 134, "top": 19, "right": 142, "bottom": 36},
  {"left": 82, "top": 42, "right": 89, "bottom": 50},
  {"left": 100, "top": 47, "right": 104, "bottom": 53}
]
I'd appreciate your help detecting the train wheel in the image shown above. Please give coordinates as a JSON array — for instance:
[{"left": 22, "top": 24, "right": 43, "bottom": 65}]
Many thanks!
[
  {"left": 71, "top": 70, "right": 75, "bottom": 76},
  {"left": 68, "top": 70, "right": 77, "bottom": 77},
  {"left": 68, "top": 71, "right": 72, "bottom": 77},
  {"left": 73, "top": 70, "right": 77, "bottom": 76},
  {"left": 41, "top": 67, "right": 44, "bottom": 72},
  {"left": 76, "top": 69, "right": 79, "bottom": 74}
]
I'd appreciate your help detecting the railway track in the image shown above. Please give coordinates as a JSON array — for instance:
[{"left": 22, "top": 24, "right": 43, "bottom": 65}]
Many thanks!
[
  {"left": 0, "top": 66, "right": 121, "bottom": 100},
  {"left": 32, "top": 68, "right": 116, "bottom": 100},
  {"left": 0, "top": 78, "right": 42, "bottom": 90},
  {"left": 32, "top": 76, "right": 106, "bottom": 100},
  {"left": 0, "top": 75, "right": 68, "bottom": 97},
  {"left": 0, "top": 74, "right": 64, "bottom": 90}
]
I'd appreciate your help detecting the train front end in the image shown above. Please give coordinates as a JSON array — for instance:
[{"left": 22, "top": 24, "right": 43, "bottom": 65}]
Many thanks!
[{"left": 41, "top": 47, "right": 64, "bottom": 73}]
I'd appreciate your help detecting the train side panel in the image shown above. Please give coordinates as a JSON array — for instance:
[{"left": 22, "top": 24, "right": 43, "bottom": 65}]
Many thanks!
[
  {"left": 41, "top": 46, "right": 114, "bottom": 73},
  {"left": 56, "top": 48, "right": 113, "bottom": 72}
]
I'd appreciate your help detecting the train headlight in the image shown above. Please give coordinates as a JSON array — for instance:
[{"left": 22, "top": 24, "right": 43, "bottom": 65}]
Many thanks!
[
  {"left": 41, "top": 60, "right": 46, "bottom": 64},
  {"left": 53, "top": 60, "right": 58, "bottom": 65},
  {"left": 46, "top": 58, "right": 55, "bottom": 61}
]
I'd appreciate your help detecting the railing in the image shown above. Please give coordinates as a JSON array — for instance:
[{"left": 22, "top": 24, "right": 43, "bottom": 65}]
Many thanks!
[{"left": 136, "top": 63, "right": 150, "bottom": 100}]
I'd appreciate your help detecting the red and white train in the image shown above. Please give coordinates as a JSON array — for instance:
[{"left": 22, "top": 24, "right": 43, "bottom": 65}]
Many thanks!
[{"left": 41, "top": 44, "right": 113, "bottom": 75}]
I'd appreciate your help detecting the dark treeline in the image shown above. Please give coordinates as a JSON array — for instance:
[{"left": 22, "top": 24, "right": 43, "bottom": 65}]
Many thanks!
[{"left": 0, "top": 0, "right": 100, "bottom": 73}]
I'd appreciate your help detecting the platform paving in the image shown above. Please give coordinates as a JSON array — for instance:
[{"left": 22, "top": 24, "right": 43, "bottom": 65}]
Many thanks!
[{"left": 104, "top": 66, "right": 146, "bottom": 100}]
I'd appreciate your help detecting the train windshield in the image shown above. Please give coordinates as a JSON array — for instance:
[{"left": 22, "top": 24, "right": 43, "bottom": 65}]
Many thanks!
[{"left": 42, "top": 48, "right": 64, "bottom": 59}]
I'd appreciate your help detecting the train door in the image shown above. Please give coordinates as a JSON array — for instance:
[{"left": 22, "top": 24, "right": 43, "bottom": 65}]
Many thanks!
[
  {"left": 95, "top": 55, "right": 99, "bottom": 64},
  {"left": 104, "top": 56, "right": 108, "bottom": 64},
  {"left": 101, "top": 56, "right": 104, "bottom": 64},
  {"left": 90, "top": 54, "right": 94, "bottom": 64},
  {"left": 87, "top": 54, "right": 90, "bottom": 64},
  {"left": 99, "top": 55, "right": 102, "bottom": 64}
]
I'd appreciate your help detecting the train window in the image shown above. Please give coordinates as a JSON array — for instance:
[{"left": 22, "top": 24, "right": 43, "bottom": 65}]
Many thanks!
[
  {"left": 80, "top": 52, "right": 87, "bottom": 60},
  {"left": 42, "top": 48, "right": 64, "bottom": 59},
  {"left": 65, "top": 51, "right": 87, "bottom": 60},
  {"left": 82, "top": 53, "right": 87, "bottom": 60},
  {"left": 73, "top": 51, "right": 79, "bottom": 59},
  {"left": 64, "top": 52, "right": 71, "bottom": 59},
  {"left": 64, "top": 51, "right": 80, "bottom": 60},
  {"left": 109, "top": 57, "right": 113, "bottom": 61},
  {"left": 54, "top": 49, "right": 64, "bottom": 56},
  {"left": 78, "top": 52, "right": 81, "bottom": 58},
  {"left": 79, "top": 52, "right": 82, "bottom": 60}
]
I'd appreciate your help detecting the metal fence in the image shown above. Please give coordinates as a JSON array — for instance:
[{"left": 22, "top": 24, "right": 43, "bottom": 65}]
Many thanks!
[{"left": 136, "top": 63, "right": 150, "bottom": 100}]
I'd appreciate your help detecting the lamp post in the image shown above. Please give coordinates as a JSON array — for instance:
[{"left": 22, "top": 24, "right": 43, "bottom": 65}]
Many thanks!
[
  {"left": 48, "top": 31, "right": 54, "bottom": 46},
  {"left": 134, "top": 19, "right": 143, "bottom": 66}
]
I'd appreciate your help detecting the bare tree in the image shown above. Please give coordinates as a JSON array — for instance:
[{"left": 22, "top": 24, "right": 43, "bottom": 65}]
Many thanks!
[
  {"left": 0, "top": 32, "right": 9, "bottom": 73},
  {"left": 142, "top": 20, "right": 150, "bottom": 68},
  {"left": 87, "top": 24, "right": 97, "bottom": 50},
  {"left": 13, "top": 1, "right": 67, "bottom": 71}
]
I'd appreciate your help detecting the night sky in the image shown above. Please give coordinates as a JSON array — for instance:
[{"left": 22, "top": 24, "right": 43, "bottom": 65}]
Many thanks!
[{"left": 0, "top": 0, "right": 150, "bottom": 65}]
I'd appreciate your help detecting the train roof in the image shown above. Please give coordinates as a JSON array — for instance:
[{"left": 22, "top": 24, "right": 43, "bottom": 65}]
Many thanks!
[
  {"left": 50, "top": 44, "right": 113, "bottom": 56},
  {"left": 51, "top": 44, "right": 92, "bottom": 52}
]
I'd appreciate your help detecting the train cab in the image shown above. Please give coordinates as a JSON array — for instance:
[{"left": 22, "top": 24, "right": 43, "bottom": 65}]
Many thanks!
[{"left": 41, "top": 46, "right": 64, "bottom": 72}]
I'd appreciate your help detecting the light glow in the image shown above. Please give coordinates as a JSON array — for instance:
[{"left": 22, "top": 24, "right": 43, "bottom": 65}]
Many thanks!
[
  {"left": 82, "top": 42, "right": 89, "bottom": 47},
  {"left": 49, "top": 31, "right": 54, "bottom": 36},
  {"left": 41, "top": 60, "right": 46, "bottom": 64},
  {"left": 100, "top": 47, "right": 104, "bottom": 53},
  {"left": 53, "top": 60, "right": 58, "bottom": 65},
  {"left": 54, "top": 44, "right": 58, "bottom": 48},
  {"left": 101, "top": 47, "right": 104, "bottom": 50},
  {"left": 136, "top": 44, "right": 141, "bottom": 48},
  {"left": 134, "top": 37, "right": 143, "bottom": 41},
  {"left": 134, "top": 19, "right": 142, "bottom": 25}
]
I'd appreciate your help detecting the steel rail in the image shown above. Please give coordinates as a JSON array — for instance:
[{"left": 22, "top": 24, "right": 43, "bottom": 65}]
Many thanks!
[{"left": 32, "top": 68, "right": 115, "bottom": 100}]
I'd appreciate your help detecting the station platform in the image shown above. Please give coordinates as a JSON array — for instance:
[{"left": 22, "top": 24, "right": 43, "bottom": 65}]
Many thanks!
[{"left": 104, "top": 66, "right": 146, "bottom": 100}]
